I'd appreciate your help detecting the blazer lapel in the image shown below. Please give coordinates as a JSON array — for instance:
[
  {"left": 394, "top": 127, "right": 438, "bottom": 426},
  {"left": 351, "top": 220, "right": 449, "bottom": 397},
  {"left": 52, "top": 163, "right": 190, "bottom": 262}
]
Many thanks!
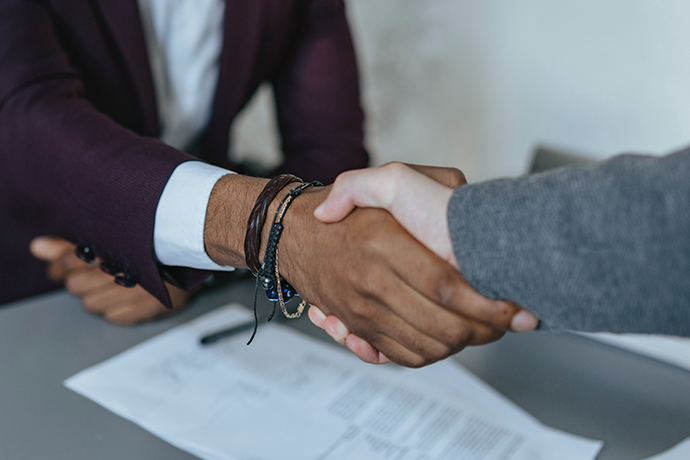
[
  {"left": 93, "top": 0, "right": 159, "bottom": 136},
  {"left": 203, "top": 0, "right": 265, "bottom": 165}
]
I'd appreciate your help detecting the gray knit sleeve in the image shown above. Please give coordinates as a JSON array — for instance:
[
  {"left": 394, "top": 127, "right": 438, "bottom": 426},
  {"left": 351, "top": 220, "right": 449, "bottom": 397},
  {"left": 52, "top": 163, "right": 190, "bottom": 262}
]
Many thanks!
[{"left": 448, "top": 148, "right": 690, "bottom": 336}]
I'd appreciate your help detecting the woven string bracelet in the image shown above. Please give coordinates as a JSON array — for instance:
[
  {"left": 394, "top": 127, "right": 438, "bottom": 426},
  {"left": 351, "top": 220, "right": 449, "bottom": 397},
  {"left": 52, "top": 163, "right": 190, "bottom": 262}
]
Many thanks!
[{"left": 246, "top": 179, "right": 323, "bottom": 344}]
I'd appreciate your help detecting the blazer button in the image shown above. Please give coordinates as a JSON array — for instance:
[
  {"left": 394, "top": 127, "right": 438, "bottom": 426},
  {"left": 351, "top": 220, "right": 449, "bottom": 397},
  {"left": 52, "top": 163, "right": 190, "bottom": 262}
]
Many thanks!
[
  {"left": 99, "top": 260, "right": 121, "bottom": 276},
  {"left": 75, "top": 245, "right": 96, "bottom": 264},
  {"left": 114, "top": 270, "right": 136, "bottom": 288}
]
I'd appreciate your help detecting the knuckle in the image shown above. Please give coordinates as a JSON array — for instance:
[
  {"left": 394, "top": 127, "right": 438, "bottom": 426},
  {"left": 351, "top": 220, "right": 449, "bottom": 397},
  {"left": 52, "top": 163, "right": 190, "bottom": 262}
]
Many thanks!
[
  {"left": 447, "top": 168, "right": 466, "bottom": 188},
  {"left": 381, "top": 161, "right": 404, "bottom": 170},
  {"left": 140, "top": 301, "right": 164, "bottom": 317},
  {"left": 406, "top": 354, "right": 431, "bottom": 369},
  {"left": 340, "top": 297, "right": 371, "bottom": 322},
  {"left": 358, "top": 273, "right": 388, "bottom": 300},
  {"left": 361, "top": 232, "right": 388, "bottom": 258},
  {"left": 331, "top": 172, "right": 349, "bottom": 191},
  {"left": 61, "top": 253, "right": 84, "bottom": 272},
  {"left": 381, "top": 162, "right": 408, "bottom": 181},
  {"left": 354, "top": 304, "right": 377, "bottom": 324},
  {"left": 434, "top": 272, "right": 461, "bottom": 307},
  {"left": 485, "top": 301, "right": 516, "bottom": 328},
  {"left": 444, "top": 322, "right": 472, "bottom": 348},
  {"left": 64, "top": 276, "right": 83, "bottom": 295},
  {"left": 428, "top": 342, "right": 452, "bottom": 363},
  {"left": 81, "top": 297, "right": 100, "bottom": 313},
  {"left": 482, "top": 328, "right": 506, "bottom": 345}
]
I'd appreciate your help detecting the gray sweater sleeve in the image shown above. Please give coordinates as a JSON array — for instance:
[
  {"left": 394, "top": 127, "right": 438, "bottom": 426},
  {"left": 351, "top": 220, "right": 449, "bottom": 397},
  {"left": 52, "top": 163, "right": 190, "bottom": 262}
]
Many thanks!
[{"left": 448, "top": 148, "right": 690, "bottom": 336}]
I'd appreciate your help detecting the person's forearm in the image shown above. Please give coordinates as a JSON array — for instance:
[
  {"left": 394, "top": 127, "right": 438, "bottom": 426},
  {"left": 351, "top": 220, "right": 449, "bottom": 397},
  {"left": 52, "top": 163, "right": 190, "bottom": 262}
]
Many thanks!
[
  {"left": 204, "top": 174, "right": 270, "bottom": 267},
  {"left": 448, "top": 148, "right": 690, "bottom": 336}
]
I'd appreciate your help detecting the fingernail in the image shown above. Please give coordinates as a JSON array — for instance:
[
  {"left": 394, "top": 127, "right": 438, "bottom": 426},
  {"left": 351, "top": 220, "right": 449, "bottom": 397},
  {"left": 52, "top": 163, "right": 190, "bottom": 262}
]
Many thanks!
[
  {"left": 310, "top": 306, "right": 326, "bottom": 324},
  {"left": 511, "top": 311, "right": 539, "bottom": 332},
  {"left": 313, "top": 203, "right": 324, "bottom": 216}
]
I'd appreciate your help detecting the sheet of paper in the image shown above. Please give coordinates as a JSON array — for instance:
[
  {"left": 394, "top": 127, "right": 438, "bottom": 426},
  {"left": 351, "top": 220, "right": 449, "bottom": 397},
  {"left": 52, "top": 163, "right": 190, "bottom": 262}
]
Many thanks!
[
  {"left": 66, "top": 304, "right": 602, "bottom": 460},
  {"left": 642, "top": 438, "right": 690, "bottom": 460},
  {"left": 583, "top": 333, "right": 690, "bottom": 372}
]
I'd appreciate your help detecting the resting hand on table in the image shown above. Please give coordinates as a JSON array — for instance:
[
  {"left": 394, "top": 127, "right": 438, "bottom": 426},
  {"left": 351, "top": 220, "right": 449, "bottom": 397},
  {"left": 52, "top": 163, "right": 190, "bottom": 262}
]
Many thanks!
[
  {"left": 30, "top": 237, "right": 190, "bottom": 324},
  {"left": 310, "top": 163, "right": 539, "bottom": 364}
]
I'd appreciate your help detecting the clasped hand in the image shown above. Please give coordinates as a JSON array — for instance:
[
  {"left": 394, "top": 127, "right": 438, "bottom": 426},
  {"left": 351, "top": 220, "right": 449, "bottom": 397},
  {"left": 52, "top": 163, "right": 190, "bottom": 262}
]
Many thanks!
[{"left": 303, "top": 163, "right": 539, "bottom": 366}]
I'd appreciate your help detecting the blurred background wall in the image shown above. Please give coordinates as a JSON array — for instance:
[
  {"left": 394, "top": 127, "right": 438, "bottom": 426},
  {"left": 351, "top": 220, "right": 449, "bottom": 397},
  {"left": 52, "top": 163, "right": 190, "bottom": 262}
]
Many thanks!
[{"left": 231, "top": 0, "right": 690, "bottom": 182}]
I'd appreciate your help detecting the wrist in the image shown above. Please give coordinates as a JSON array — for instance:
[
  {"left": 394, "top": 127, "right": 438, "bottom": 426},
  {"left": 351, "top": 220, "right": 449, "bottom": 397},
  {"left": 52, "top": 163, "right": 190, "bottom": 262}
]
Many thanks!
[
  {"left": 270, "top": 186, "right": 327, "bottom": 290},
  {"left": 204, "top": 174, "right": 271, "bottom": 267}
]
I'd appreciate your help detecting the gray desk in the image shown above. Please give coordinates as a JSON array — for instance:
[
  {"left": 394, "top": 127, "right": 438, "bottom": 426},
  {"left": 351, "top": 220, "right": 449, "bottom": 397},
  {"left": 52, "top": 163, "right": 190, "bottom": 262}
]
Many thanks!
[{"left": 1, "top": 281, "right": 689, "bottom": 460}]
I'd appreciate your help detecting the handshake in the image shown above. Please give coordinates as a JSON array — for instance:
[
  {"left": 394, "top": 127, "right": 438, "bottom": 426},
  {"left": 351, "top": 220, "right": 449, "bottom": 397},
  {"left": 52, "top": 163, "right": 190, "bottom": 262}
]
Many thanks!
[
  {"left": 306, "top": 163, "right": 539, "bottom": 366},
  {"left": 203, "top": 162, "right": 539, "bottom": 367},
  {"left": 31, "top": 163, "right": 538, "bottom": 368}
]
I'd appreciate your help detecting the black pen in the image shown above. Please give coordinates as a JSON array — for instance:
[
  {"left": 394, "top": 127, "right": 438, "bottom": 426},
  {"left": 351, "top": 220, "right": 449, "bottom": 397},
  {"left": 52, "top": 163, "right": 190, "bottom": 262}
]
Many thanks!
[{"left": 199, "top": 320, "right": 258, "bottom": 346}]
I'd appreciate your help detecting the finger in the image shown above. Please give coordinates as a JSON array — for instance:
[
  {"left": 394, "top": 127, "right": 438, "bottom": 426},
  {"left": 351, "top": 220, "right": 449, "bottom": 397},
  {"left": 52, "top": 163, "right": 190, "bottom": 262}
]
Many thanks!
[
  {"left": 166, "top": 282, "right": 192, "bottom": 310},
  {"left": 378, "top": 353, "right": 391, "bottom": 364},
  {"left": 29, "top": 236, "right": 75, "bottom": 262},
  {"left": 343, "top": 285, "right": 454, "bottom": 367},
  {"left": 315, "top": 226, "right": 476, "bottom": 362},
  {"left": 82, "top": 285, "right": 146, "bottom": 314},
  {"left": 363, "top": 331, "right": 434, "bottom": 368},
  {"left": 511, "top": 310, "right": 539, "bottom": 332},
  {"left": 465, "top": 322, "right": 507, "bottom": 346},
  {"left": 344, "top": 334, "right": 389, "bottom": 365},
  {"left": 324, "top": 315, "right": 349, "bottom": 346},
  {"left": 47, "top": 250, "right": 96, "bottom": 283},
  {"left": 319, "top": 313, "right": 391, "bottom": 365},
  {"left": 358, "top": 229, "right": 509, "bottom": 344},
  {"left": 405, "top": 164, "right": 467, "bottom": 188},
  {"left": 65, "top": 266, "right": 115, "bottom": 297},
  {"left": 103, "top": 298, "right": 167, "bottom": 325},
  {"left": 390, "top": 237, "right": 531, "bottom": 332},
  {"left": 308, "top": 305, "right": 327, "bottom": 329},
  {"left": 314, "top": 168, "right": 387, "bottom": 223}
]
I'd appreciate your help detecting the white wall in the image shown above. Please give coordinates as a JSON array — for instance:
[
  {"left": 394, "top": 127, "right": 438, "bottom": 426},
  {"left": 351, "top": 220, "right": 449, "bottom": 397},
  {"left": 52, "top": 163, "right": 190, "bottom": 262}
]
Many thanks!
[{"left": 232, "top": 0, "right": 690, "bottom": 182}]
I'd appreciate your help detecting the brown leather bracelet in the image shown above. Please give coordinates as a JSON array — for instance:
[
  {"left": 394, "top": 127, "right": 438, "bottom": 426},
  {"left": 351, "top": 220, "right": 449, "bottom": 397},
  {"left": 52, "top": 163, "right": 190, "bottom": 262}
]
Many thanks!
[{"left": 244, "top": 174, "right": 302, "bottom": 275}]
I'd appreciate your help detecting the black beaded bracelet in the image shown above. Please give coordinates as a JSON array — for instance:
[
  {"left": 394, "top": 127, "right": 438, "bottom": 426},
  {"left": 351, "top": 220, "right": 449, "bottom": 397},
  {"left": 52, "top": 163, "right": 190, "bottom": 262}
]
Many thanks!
[{"left": 247, "top": 179, "right": 323, "bottom": 345}]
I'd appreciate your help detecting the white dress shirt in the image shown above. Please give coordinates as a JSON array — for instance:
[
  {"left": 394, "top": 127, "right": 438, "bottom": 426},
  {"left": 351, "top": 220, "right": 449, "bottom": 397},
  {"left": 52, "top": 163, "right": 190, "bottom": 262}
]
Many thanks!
[{"left": 138, "top": 0, "right": 235, "bottom": 271}]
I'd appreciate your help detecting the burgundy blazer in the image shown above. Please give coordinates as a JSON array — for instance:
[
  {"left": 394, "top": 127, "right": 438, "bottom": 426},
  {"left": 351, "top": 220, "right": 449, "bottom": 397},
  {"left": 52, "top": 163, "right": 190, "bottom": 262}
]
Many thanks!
[{"left": 0, "top": 0, "right": 367, "bottom": 306}]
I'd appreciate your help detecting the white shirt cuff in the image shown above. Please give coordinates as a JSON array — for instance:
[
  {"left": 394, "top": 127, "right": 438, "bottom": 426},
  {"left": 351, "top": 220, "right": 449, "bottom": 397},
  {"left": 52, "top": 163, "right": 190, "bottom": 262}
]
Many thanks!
[{"left": 154, "top": 161, "right": 236, "bottom": 271}]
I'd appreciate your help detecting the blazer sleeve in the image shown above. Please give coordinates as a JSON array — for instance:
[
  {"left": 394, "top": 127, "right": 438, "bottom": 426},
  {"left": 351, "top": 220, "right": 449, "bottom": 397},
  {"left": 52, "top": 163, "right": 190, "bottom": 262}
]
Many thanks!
[
  {"left": 270, "top": 0, "right": 368, "bottom": 184},
  {"left": 0, "top": 0, "right": 208, "bottom": 305},
  {"left": 447, "top": 148, "right": 690, "bottom": 336}
]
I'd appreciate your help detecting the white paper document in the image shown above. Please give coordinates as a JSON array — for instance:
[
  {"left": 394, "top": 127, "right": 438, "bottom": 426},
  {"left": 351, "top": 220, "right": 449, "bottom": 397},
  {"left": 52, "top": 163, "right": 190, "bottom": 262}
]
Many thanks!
[
  {"left": 66, "top": 304, "right": 602, "bottom": 460},
  {"left": 642, "top": 438, "right": 690, "bottom": 460}
]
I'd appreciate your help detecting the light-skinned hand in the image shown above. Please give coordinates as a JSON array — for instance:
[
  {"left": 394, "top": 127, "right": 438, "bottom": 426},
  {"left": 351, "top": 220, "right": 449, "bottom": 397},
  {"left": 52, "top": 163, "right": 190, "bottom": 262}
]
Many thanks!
[{"left": 30, "top": 236, "right": 190, "bottom": 324}]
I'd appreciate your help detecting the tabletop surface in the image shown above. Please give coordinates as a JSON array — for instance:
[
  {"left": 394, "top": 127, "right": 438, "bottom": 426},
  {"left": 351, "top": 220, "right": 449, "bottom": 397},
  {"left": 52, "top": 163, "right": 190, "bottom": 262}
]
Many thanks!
[{"left": 1, "top": 280, "right": 689, "bottom": 460}]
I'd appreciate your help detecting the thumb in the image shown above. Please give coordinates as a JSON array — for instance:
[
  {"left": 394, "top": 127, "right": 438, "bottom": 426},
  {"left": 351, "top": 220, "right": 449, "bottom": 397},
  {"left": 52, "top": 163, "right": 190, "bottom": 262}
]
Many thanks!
[
  {"left": 313, "top": 186, "right": 358, "bottom": 223},
  {"left": 30, "top": 236, "right": 75, "bottom": 261},
  {"left": 315, "top": 168, "right": 390, "bottom": 223}
]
